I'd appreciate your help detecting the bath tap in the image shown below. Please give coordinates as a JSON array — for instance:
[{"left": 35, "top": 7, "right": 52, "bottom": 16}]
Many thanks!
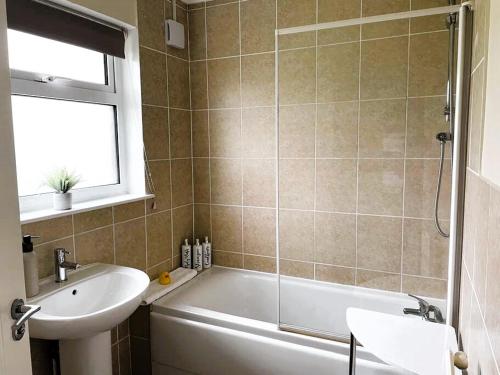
[
  {"left": 403, "top": 294, "right": 445, "bottom": 323},
  {"left": 54, "top": 248, "right": 80, "bottom": 282}
]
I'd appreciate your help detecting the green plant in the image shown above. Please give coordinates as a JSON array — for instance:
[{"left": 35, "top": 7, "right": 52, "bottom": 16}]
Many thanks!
[{"left": 44, "top": 168, "right": 80, "bottom": 194}]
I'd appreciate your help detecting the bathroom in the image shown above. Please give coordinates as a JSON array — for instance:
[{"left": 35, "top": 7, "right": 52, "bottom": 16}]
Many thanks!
[{"left": 0, "top": 0, "right": 497, "bottom": 374}]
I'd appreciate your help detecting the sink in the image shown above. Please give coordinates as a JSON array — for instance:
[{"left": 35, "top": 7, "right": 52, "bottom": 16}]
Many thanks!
[{"left": 28, "top": 263, "right": 150, "bottom": 375}]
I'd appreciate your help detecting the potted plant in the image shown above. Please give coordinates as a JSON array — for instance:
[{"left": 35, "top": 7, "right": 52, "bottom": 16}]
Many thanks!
[{"left": 44, "top": 168, "right": 80, "bottom": 210}]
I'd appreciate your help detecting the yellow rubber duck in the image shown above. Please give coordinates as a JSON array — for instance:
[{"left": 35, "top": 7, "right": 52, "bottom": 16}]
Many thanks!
[{"left": 158, "top": 271, "right": 171, "bottom": 285}]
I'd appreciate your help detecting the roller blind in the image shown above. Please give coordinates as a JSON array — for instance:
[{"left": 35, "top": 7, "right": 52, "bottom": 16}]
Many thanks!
[{"left": 6, "top": 0, "right": 126, "bottom": 58}]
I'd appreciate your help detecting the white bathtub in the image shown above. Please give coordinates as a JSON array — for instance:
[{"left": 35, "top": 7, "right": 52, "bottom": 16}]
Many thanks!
[{"left": 151, "top": 266, "right": 444, "bottom": 375}]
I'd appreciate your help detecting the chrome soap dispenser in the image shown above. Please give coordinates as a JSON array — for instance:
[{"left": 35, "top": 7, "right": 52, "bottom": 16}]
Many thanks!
[{"left": 22, "top": 235, "right": 39, "bottom": 297}]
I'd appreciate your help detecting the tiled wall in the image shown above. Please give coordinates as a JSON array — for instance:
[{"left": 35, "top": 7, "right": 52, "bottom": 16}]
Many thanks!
[
  {"left": 188, "top": 0, "right": 451, "bottom": 299},
  {"left": 27, "top": 1, "right": 193, "bottom": 374},
  {"left": 458, "top": 0, "right": 500, "bottom": 373}
]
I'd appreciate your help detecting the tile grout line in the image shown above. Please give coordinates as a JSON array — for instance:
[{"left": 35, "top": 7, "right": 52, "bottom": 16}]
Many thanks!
[{"left": 187, "top": 0, "right": 196, "bottom": 245}]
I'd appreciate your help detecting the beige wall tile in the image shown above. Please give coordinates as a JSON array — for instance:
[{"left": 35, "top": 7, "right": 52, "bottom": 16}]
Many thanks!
[
  {"left": 140, "top": 47, "right": 167, "bottom": 107},
  {"left": 74, "top": 208, "right": 112, "bottom": 234},
  {"left": 113, "top": 201, "right": 145, "bottom": 224},
  {"left": 485, "top": 186, "right": 500, "bottom": 363},
  {"left": 194, "top": 204, "right": 211, "bottom": 240},
  {"left": 207, "top": 3, "right": 240, "bottom": 58},
  {"left": 406, "top": 97, "right": 449, "bottom": 158},
  {"left": 115, "top": 218, "right": 147, "bottom": 270},
  {"left": 213, "top": 250, "right": 243, "bottom": 268},
  {"left": 241, "top": 0, "right": 276, "bottom": 54},
  {"left": 190, "top": 61, "right": 208, "bottom": 110},
  {"left": 402, "top": 275, "right": 447, "bottom": 299},
  {"left": 318, "top": 0, "right": 360, "bottom": 22},
  {"left": 410, "top": 0, "right": 449, "bottom": 33},
  {"left": 147, "top": 211, "right": 172, "bottom": 267},
  {"left": 359, "top": 99, "right": 406, "bottom": 158},
  {"left": 462, "top": 173, "right": 477, "bottom": 273},
  {"left": 142, "top": 105, "right": 169, "bottom": 160},
  {"left": 75, "top": 226, "right": 114, "bottom": 265},
  {"left": 208, "top": 57, "right": 241, "bottom": 108},
  {"left": 172, "top": 205, "right": 194, "bottom": 257},
  {"left": 356, "top": 269, "right": 401, "bottom": 292},
  {"left": 188, "top": 8, "right": 206, "bottom": 61},
  {"left": 279, "top": 159, "right": 315, "bottom": 210},
  {"left": 318, "top": 26, "right": 360, "bottom": 46},
  {"left": 472, "top": 178, "right": 490, "bottom": 312},
  {"left": 193, "top": 158, "right": 210, "bottom": 203},
  {"left": 402, "top": 218, "right": 449, "bottom": 279},
  {"left": 459, "top": 269, "right": 473, "bottom": 350},
  {"left": 169, "top": 109, "right": 191, "bottom": 159},
  {"left": 168, "top": 56, "right": 190, "bottom": 109},
  {"left": 468, "top": 63, "right": 485, "bottom": 173},
  {"left": 358, "top": 159, "right": 404, "bottom": 216},
  {"left": 171, "top": 159, "right": 193, "bottom": 208},
  {"left": 316, "top": 102, "right": 358, "bottom": 158},
  {"left": 408, "top": 31, "right": 448, "bottom": 97},
  {"left": 279, "top": 48, "right": 316, "bottom": 105},
  {"left": 22, "top": 216, "right": 73, "bottom": 244},
  {"left": 242, "top": 107, "right": 275, "bottom": 158},
  {"left": 317, "top": 43, "right": 360, "bottom": 102},
  {"left": 243, "top": 207, "right": 276, "bottom": 257},
  {"left": 316, "top": 159, "right": 357, "bottom": 213},
  {"left": 404, "top": 159, "right": 451, "bottom": 219},
  {"left": 277, "top": 0, "right": 316, "bottom": 28},
  {"left": 192, "top": 111, "right": 209, "bottom": 157},
  {"left": 241, "top": 53, "right": 275, "bottom": 107},
  {"left": 209, "top": 109, "right": 241, "bottom": 157},
  {"left": 471, "top": 0, "right": 489, "bottom": 69},
  {"left": 361, "top": 0, "right": 410, "bottom": 39},
  {"left": 279, "top": 210, "right": 314, "bottom": 262},
  {"left": 279, "top": 104, "right": 315, "bottom": 158},
  {"left": 147, "top": 259, "right": 173, "bottom": 280},
  {"left": 137, "top": 0, "right": 165, "bottom": 51},
  {"left": 148, "top": 160, "right": 172, "bottom": 212},
  {"left": 279, "top": 259, "right": 314, "bottom": 279},
  {"left": 358, "top": 215, "right": 402, "bottom": 273},
  {"left": 244, "top": 255, "right": 276, "bottom": 273},
  {"left": 360, "top": 36, "right": 408, "bottom": 100},
  {"left": 211, "top": 205, "right": 242, "bottom": 252},
  {"left": 315, "top": 212, "right": 356, "bottom": 267},
  {"left": 315, "top": 264, "right": 355, "bottom": 285},
  {"left": 210, "top": 158, "right": 242, "bottom": 205},
  {"left": 243, "top": 159, "right": 276, "bottom": 208},
  {"left": 35, "top": 237, "right": 75, "bottom": 279},
  {"left": 278, "top": 32, "right": 316, "bottom": 51}
]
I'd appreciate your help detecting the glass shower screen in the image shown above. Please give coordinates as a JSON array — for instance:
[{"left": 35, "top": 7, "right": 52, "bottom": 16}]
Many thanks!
[{"left": 276, "top": 5, "right": 459, "bottom": 340}]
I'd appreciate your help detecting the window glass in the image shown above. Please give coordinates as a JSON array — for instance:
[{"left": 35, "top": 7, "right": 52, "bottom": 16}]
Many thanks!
[
  {"left": 7, "top": 29, "right": 107, "bottom": 84},
  {"left": 11, "top": 96, "right": 119, "bottom": 197}
]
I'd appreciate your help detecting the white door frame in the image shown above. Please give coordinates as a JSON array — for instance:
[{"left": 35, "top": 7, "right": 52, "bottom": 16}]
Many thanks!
[{"left": 0, "top": 0, "right": 33, "bottom": 373}]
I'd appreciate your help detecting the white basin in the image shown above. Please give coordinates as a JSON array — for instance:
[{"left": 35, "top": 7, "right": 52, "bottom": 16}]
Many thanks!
[
  {"left": 28, "top": 263, "right": 149, "bottom": 340},
  {"left": 28, "top": 263, "right": 149, "bottom": 375}
]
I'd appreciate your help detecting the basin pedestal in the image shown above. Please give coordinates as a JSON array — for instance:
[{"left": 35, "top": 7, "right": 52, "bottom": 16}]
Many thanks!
[{"left": 59, "top": 330, "right": 112, "bottom": 375}]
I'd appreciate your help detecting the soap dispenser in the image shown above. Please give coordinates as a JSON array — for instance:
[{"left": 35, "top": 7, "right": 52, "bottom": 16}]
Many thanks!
[{"left": 22, "top": 235, "right": 39, "bottom": 297}]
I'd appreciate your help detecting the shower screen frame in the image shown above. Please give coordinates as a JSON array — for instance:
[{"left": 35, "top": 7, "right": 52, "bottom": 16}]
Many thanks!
[{"left": 274, "top": 2, "right": 473, "bottom": 340}]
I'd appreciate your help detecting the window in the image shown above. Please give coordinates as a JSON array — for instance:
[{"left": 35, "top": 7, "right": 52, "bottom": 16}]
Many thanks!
[{"left": 8, "top": 29, "right": 127, "bottom": 212}]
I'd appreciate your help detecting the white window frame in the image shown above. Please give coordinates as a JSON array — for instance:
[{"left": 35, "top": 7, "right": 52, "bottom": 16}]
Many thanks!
[{"left": 10, "top": 51, "right": 131, "bottom": 213}]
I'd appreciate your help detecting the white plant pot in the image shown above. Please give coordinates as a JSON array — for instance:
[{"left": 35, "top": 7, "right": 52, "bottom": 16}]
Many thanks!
[{"left": 53, "top": 192, "right": 72, "bottom": 210}]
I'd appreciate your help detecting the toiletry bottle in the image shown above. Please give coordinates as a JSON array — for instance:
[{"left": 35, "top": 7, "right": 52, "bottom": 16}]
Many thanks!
[
  {"left": 193, "top": 239, "right": 203, "bottom": 272},
  {"left": 181, "top": 239, "right": 192, "bottom": 269},
  {"left": 202, "top": 236, "right": 212, "bottom": 269},
  {"left": 22, "top": 235, "right": 39, "bottom": 297}
]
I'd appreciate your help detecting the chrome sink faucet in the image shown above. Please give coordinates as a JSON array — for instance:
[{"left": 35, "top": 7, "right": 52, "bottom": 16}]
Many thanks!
[
  {"left": 403, "top": 294, "right": 445, "bottom": 323},
  {"left": 54, "top": 248, "right": 80, "bottom": 282}
]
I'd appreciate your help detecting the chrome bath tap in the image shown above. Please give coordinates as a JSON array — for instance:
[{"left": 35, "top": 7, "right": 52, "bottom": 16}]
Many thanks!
[
  {"left": 54, "top": 248, "right": 80, "bottom": 282},
  {"left": 403, "top": 294, "right": 445, "bottom": 323}
]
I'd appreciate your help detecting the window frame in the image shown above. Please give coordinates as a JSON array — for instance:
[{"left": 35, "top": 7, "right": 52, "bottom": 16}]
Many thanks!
[{"left": 10, "top": 50, "right": 130, "bottom": 213}]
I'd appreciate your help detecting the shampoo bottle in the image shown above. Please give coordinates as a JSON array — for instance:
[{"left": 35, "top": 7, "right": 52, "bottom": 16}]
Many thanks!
[
  {"left": 181, "top": 239, "right": 192, "bottom": 269},
  {"left": 22, "top": 235, "right": 39, "bottom": 297},
  {"left": 202, "top": 236, "right": 212, "bottom": 269},
  {"left": 192, "top": 239, "right": 203, "bottom": 271}
]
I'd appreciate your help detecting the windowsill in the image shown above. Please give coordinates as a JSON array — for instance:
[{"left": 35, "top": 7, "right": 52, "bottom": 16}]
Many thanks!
[{"left": 20, "top": 193, "right": 154, "bottom": 224}]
